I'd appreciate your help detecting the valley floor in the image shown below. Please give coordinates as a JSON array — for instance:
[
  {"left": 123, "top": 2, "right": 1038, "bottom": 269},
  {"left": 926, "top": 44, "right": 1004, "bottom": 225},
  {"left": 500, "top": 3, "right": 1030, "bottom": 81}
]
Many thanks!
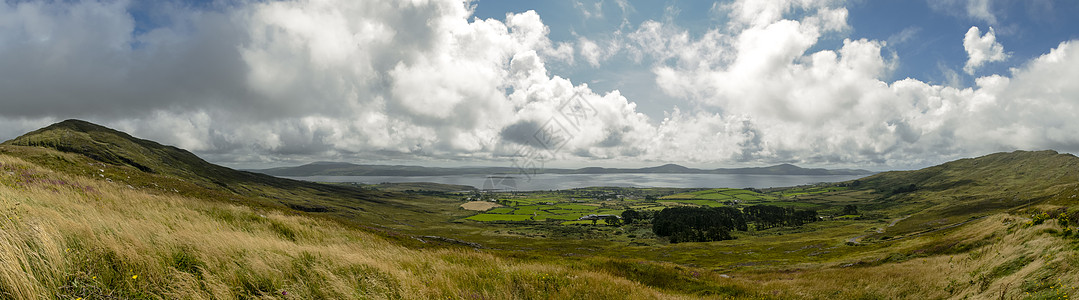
[{"left": 2, "top": 148, "right": 1079, "bottom": 299}]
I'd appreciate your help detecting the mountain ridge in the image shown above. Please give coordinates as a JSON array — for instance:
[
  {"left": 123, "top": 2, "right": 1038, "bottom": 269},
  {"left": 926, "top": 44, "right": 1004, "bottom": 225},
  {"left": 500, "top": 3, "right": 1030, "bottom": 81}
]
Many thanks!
[
  {"left": 0, "top": 119, "right": 405, "bottom": 214},
  {"left": 253, "top": 161, "right": 875, "bottom": 177},
  {"left": 5, "top": 120, "right": 1076, "bottom": 232},
  {"left": 4, "top": 119, "right": 281, "bottom": 188},
  {"left": 2, "top": 119, "right": 1078, "bottom": 299}
]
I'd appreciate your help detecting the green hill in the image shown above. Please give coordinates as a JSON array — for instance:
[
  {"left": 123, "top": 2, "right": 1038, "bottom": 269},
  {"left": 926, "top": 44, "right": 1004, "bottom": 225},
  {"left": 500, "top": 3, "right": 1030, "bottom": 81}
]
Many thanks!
[
  {"left": 855, "top": 150, "right": 1079, "bottom": 236},
  {"left": 863, "top": 150, "right": 1078, "bottom": 198},
  {"left": 1, "top": 120, "right": 1076, "bottom": 299},
  {"left": 4, "top": 119, "right": 373, "bottom": 196},
  {"left": 0, "top": 119, "right": 468, "bottom": 236},
  {"left": 0, "top": 143, "right": 661, "bottom": 299},
  {"left": 6, "top": 119, "right": 213, "bottom": 176}
]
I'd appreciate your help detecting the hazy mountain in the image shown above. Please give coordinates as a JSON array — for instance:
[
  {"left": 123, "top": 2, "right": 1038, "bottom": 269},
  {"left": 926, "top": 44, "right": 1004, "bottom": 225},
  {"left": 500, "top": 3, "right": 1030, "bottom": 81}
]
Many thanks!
[
  {"left": 254, "top": 162, "right": 874, "bottom": 177},
  {"left": 3, "top": 119, "right": 1077, "bottom": 299}
]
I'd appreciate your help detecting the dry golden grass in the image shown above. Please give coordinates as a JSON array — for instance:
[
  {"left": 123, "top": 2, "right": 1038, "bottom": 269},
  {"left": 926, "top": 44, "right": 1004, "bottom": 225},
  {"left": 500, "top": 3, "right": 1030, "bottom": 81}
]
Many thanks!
[
  {"left": 723, "top": 213, "right": 1079, "bottom": 299},
  {"left": 2, "top": 151, "right": 1076, "bottom": 299},
  {"left": 0, "top": 155, "right": 679, "bottom": 299},
  {"left": 460, "top": 201, "right": 503, "bottom": 211}
]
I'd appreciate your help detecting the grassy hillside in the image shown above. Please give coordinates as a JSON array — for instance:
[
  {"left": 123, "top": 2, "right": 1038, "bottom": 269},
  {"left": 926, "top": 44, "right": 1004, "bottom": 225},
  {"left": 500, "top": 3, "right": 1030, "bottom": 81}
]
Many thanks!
[
  {"left": 856, "top": 150, "right": 1079, "bottom": 238},
  {"left": 0, "top": 120, "right": 473, "bottom": 241},
  {"left": 1, "top": 120, "right": 1077, "bottom": 299},
  {"left": 2, "top": 120, "right": 386, "bottom": 202},
  {"left": 4, "top": 148, "right": 1077, "bottom": 299},
  {"left": 0, "top": 153, "right": 675, "bottom": 299}
]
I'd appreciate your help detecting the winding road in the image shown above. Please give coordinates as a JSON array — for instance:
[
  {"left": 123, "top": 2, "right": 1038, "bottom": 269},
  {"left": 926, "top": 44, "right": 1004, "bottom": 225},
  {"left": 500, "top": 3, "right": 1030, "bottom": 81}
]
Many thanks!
[
  {"left": 846, "top": 215, "right": 911, "bottom": 244},
  {"left": 847, "top": 215, "right": 989, "bottom": 245}
]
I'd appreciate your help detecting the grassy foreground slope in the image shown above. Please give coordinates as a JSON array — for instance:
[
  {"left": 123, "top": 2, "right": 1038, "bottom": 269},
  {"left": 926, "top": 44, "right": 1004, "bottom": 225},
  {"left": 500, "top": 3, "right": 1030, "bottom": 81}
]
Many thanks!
[
  {"left": 0, "top": 152, "right": 676, "bottom": 299},
  {"left": 0, "top": 120, "right": 477, "bottom": 243},
  {"left": 1, "top": 120, "right": 1077, "bottom": 299},
  {"left": 0, "top": 120, "right": 740, "bottom": 298}
]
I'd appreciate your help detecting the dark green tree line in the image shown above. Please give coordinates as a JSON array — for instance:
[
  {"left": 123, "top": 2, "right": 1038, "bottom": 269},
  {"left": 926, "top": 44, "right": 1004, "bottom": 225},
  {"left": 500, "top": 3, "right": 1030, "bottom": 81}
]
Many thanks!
[
  {"left": 652, "top": 205, "right": 820, "bottom": 243},
  {"left": 743, "top": 205, "right": 819, "bottom": 229},
  {"left": 652, "top": 207, "right": 747, "bottom": 243}
]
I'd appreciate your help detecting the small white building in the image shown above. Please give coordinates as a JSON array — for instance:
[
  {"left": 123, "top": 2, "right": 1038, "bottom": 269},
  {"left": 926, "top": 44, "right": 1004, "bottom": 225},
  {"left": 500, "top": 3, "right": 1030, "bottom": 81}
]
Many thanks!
[{"left": 577, "top": 214, "right": 621, "bottom": 221}]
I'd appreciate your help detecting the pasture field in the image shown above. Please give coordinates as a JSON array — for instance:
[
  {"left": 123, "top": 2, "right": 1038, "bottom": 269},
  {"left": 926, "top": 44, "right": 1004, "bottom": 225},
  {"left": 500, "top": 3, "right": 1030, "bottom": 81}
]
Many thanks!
[
  {"left": 5, "top": 120, "right": 1078, "bottom": 299},
  {"left": 435, "top": 184, "right": 925, "bottom": 271},
  {"left": 661, "top": 188, "right": 775, "bottom": 201},
  {"left": 458, "top": 185, "right": 868, "bottom": 226},
  {"left": 465, "top": 213, "right": 534, "bottom": 222}
]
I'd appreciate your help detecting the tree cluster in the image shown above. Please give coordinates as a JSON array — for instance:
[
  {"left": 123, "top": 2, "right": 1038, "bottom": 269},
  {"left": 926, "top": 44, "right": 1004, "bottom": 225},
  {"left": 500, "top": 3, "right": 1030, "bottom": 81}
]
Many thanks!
[
  {"left": 652, "top": 207, "right": 747, "bottom": 243},
  {"left": 620, "top": 209, "right": 642, "bottom": 224},
  {"left": 840, "top": 204, "right": 858, "bottom": 216},
  {"left": 743, "top": 205, "right": 819, "bottom": 229},
  {"left": 651, "top": 205, "right": 820, "bottom": 243},
  {"left": 835, "top": 180, "right": 861, "bottom": 188},
  {"left": 888, "top": 184, "right": 917, "bottom": 196}
]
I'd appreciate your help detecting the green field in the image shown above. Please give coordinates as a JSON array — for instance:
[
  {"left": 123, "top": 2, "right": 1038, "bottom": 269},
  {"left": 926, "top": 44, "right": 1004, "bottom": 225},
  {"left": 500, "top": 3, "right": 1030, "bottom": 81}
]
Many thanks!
[
  {"left": 465, "top": 213, "right": 535, "bottom": 221},
  {"left": 658, "top": 199, "right": 726, "bottom": 207},
  {"left": 486, "top": 207, "right": 515, "bottom": 214},
  {"left": 460, "top": 187, "right": 845, "bottom": 224},
  {"left": 5, "top": 120, "right": 1079, "bottom": 299},
  {"left": 661, "top": 188, "right": 778, "bottom": 202}
]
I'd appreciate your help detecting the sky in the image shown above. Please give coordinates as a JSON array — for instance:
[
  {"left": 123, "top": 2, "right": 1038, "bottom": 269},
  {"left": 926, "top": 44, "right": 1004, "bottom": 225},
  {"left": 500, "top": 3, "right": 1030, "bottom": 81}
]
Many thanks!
[{"left": 1, "top": 0, "right": 1079, "bottom": 171}]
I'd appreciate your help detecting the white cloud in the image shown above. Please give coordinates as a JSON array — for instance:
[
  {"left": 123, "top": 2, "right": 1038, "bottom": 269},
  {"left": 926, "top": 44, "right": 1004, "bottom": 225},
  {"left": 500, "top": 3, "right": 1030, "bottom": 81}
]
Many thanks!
[
  {"left": 720, "top": 0, "right": 844, "bottom": 29},
  {"left": 0, "top": 0, "right": 647, "bottom": 166},
  {"left": 575, "top": 35, "right": 624, "bottom": 68},
  {"left": 498, "top": 50, "right": 655, "bottom": 160},
  {"left": 578, "top": 37, "right": 603, "bottom": 67},
  {"left": 115, "top": 111, "right": 214, "bottom": 151},
  {"left": 966, "top": 0, "right": 996, "bottom": 24},
  {"left": 235, "top": 1, "right": 619, "bottom": 158},
  {"left": 978, "top": 41, "right": 1079, "bottom": 149},
  {"left": 963, "top": 26, "right": 1008, "bottom": 75},
  {"left": 1, "top": 0, "right": 1078, "bottom": 169},
  {"left": 630, "top": 0, "right": 1079, "bottom": 166},
  {"left": 0, "top": 0, "right": 244, "bottom": 117},
  {"left": 574, "top": 1, "right": 603, "bottom": 19},
  {"left": 0, "top": 117, "right": 58, "bottom": 143},
  {"left": 928, "top": 0, "right": 998, "bottom": 25},
  {"left": 886, "top": 26, "right": 921, "bottom": 46}
]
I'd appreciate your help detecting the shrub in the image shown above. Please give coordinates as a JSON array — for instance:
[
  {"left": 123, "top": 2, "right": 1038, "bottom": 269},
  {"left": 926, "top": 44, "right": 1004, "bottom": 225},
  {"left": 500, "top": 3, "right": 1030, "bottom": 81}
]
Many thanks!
[{"left": 1032, "top": 212, "right": 1051, "bottom": 225}]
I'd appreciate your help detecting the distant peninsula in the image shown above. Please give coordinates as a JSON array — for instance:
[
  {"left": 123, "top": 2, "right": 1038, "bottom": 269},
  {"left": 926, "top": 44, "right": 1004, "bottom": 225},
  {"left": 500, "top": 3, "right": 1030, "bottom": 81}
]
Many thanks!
[{"left": 252, "top": 162, "right": 874, "bottom": 177}]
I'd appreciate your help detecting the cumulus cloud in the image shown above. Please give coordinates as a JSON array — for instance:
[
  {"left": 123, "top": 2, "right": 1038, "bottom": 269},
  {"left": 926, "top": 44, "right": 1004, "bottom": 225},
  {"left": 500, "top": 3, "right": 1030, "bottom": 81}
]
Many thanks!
[
  {"left": 929, "top": 0, "right": 997, "bottom": 25},
  {"left": 0, "top": 0, "right": 644, "bottom": 167},
  {"left": 718, "top": 0, "right": 846, "bottom": 31},
  {"left": 0, "top": 0, "right": 1078, "bottom": 169},
  {"left": 631, "top": 0, "right": 1079, "bottom": 166},
  {"left": 963, "top": 26, "right": 1008, "bottom": 75}
]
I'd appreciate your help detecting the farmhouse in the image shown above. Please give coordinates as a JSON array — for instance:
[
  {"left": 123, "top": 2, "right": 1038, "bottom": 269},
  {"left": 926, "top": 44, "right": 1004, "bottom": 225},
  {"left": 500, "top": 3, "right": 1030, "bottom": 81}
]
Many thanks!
[{"left": 577, "top": 214, "right": 621, "bottom": 221}]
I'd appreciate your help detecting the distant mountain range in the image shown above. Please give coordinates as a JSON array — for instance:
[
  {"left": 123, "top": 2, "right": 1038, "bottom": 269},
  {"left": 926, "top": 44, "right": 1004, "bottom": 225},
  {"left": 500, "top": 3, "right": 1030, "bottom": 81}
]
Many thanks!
[
  {"left": 5, "top": 110, "right": 1079, "bottom": 299},
  {"left": 252, "top": 162, "right": 875, "bottom": 177}
]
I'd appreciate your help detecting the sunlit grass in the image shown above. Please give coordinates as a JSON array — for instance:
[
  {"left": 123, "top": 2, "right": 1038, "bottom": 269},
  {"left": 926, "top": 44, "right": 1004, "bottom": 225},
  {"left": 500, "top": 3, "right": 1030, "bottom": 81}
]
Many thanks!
[
  {"left": 3, "top": 146, "right": 1079, "bottom": 299},
  {"left": 0, "top": 155, "right": 674, "bottom": 299}
]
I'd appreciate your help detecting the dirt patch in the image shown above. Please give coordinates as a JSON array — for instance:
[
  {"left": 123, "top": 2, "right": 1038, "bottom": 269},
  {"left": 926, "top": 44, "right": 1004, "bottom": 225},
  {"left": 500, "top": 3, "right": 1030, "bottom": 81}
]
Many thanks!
[{"left": 460, "top": 201, "right": 502, "bottom": 211}]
